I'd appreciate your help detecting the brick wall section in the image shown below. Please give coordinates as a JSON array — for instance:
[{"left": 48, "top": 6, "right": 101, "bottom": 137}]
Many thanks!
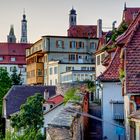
[{"left": 83, "top": 92, "right": 89, "bottom": 139}]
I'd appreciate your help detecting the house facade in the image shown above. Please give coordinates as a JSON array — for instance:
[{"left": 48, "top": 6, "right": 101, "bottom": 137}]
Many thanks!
[
  {"left": 98, "top": 47, "right": 125, "bottom": 140},
  {"left": 26, "top": 36, "right": 98, "bottom": 85},
  {"left": 116, "top": 11, "right": 140, "bottom": 140}
]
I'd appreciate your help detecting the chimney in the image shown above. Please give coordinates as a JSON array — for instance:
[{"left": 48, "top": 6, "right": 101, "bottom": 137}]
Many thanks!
[
  {"left": 44, "top": 88, "right": 49, "bottom": 100},
  {"left": 112, "top": 21, "right": 117, "bottom": 30},
  {"left": 97, "top": 19, "right": 102, "bottom": 38}
]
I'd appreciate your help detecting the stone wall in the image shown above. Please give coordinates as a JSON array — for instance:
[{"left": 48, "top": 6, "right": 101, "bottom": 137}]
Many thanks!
[
  {"left": 46, "top": 91, "right": 90, "bottom": 140},
  {"left": 56, "top": 82, "right": 87, "bottom": 95}
]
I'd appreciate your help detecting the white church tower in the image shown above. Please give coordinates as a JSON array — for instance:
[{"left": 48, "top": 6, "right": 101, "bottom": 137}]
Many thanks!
[
  {"left": 20, "top": 10, "right": 27, "bottom": 43},
  {"left": 69, "top": 7, "right": 77, "bottom": 27}
]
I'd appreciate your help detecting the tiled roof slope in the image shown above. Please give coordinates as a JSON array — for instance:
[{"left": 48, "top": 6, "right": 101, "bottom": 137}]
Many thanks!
[
  {"left": 68, "top": 25, "right": 97, "bottom": 38},
  {"left": 117, "top": 11, "right": 140, "bottom": 93},
  {"left": 123, "top": 8, "right": 140, "bottom": 25},
  {"left": 3, "top": 85, "right": 56, "bottom": 117},
  {"left": 46, "top": 95, "right": 64, "bottom": 104},
  {"left": 125, "top": 28, "right": 140, "bottom": 93},
  {"left": 0, "top": 43, "right": 32, "bottom": 64},
  {"left": 98, "top": 47, "right": 121, "bottom": 81}
]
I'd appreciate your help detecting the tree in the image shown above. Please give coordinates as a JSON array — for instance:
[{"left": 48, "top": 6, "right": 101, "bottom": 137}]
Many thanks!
[
  {"left": 10, "top": 67, "right": 21, "bottom": 85},
  {"left": 64, "top": 88, "right": 81, "bottom": 104},
  {"left": 0, "top": 68, "right": 12, "bottom": 138},
  {"left": 10, "top": 93, "right": 44, "bottom": 139}
]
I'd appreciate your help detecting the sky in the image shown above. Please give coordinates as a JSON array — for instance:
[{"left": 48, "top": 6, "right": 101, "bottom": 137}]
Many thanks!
[{"left": 0, "top": 0, "right": 140, "bottom": 43}]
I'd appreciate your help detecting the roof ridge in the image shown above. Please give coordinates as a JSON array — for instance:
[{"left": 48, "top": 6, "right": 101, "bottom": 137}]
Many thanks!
[{"left": 117, "top": 10, "right": 140, "bottom": 44}]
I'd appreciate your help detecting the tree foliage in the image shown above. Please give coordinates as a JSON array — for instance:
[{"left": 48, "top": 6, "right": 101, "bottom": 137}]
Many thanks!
[
  {"left": 11, "top": 93, "right": 44, "bottom": 130},
  {"left": 0, "top": 68, "right": 12, "bottom": 138},
  {"left": 64, "top": 88, "right": 81, "bottom": 104},
  {"left": 111, "top": 21, "right": 128, "bottom": 42},
  {"left": 4, "top": 129, "right": 44, "bottom": 140},
  {"left": 10, "top": 67, "right": 21, "bottom": 85}
]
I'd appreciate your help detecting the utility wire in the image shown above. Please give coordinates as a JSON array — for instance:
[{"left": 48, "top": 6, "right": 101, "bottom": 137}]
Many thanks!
[{"left": 66, "top": 107, "right": 125, "bottom": 129}]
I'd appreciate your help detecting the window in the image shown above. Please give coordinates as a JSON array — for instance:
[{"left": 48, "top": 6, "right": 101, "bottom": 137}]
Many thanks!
[
  {"left": 66, "top": 67, "right": 71, "bottom": 72},
  {"left": 101, "top": 53, "right": 105, "bottom": 62},
  {"left": 111, "top": 101, "right": 124, "bottom": 120},
  {"left": 21, "top": 67, "right": 26, "bottom": 72},
  {"left": 50, "top": 80, "right": 52, "bottom": 85},
  {"left": 44, "top": 69, "right": 47, "bottom": 76},
  {"left": 38, "top": 69, "right": 42, "bottom": 76},
  {"left": 49, "top": 68, "right": 53, "bottom": 75},
  {"left": 10, "top": 66, "right": 15, "bottom": 72},
  {"left": 85, "top": 56, "right": 88, "bottom": 60},
  {"left": 55, "top": 79, "right": 57, "bottom": 85},
  {"left": 69, "top": 54, "right": 75, "bottom": 61},
  {"left": 78, "top": 42, "right": 84, "bottom": 48},
  {"left": 31, "top": 70, "right": 35, "bottom": 77},
  {"left": 133, "top": 12, "right": 138, "bottom": 20},
  {"left": 43, "top": 107, "right": 46, "bottom": 110},
  {"left": 70, "top": 41, "right": 76, "bottom": 48},
  {"left": 56, "top": 40, "right": 64, "bottom": 48},
  {"left": 54, "top": 67, "right": 58, "bottom": 74},
  {"left": 90, "top": 42, "right": 96, "bottom": 50},
  {"left": 0, "top": 57, "right": 3, "bottom": 61},
  {"left": 90, "top": 67, "right": 95, "bottom": 71},
  {"left": 11, "top": 57, "right": 16, "bottom": 62},
  {"left": 81, "top": 67, "right": 86, "bottom": 70},
  {"left": 97, "top": 55, "right": 100, "bottom": 65}
]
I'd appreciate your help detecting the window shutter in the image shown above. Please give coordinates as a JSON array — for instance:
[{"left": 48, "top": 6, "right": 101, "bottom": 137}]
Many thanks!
[
  {"left": 70, "top": 41, "right": 72, "bottom": 48},
  {"left": 82, "top": 42, "right": 84, "bottom": 48},
  {"left": 69, "top": 54, "right": 70, "bottom": 61},
  {"left": 76, "top": 53, "right": 78, "bottom": 61},
  {"left": 76, "top": 42, "right": 79, "bottom": 49},
  {"left": 56, "top": 41, "right": 58, "bottom": 48},
  {"left": 62, "top": 41, "right": 64, "bottom": 49}
]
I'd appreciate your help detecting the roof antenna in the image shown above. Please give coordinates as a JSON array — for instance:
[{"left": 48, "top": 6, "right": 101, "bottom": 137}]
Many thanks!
[{"left": 23, "top": 8, "right": 25, "bottom": 14}]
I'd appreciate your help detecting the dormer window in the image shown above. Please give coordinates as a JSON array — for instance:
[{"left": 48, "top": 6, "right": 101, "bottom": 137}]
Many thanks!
[
  {"left": 11, "top": 57, "right": 16, "bottom": 62},
  {"left": 0, "top": 57, "right": 4, "bottom": 61},
  {"left": 133, "top": 12, "right": 138, "bottom": 20}
]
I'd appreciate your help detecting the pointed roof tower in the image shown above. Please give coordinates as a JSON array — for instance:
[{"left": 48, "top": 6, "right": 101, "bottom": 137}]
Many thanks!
[
  {"left": 7, "top": 25, "right": 16, "bottom": 43},
  {"left": 20, "top": 9, "right": 28, "bottom": 43},
  {"left": 124, "top": 2, "right": 127, "bottom": 11},
  {"left": 69, "top": 7, "right": 77, "bottom": 27}
]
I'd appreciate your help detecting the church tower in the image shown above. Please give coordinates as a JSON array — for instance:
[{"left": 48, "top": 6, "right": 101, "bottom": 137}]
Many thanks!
[
  {"left": 7, "top": 25, "right": 16, "bottom": 43},
  {"left": 69, "top": 7, "right": 77, "bottom": 27},
  {"left": 20, "top": 10, "right": 27, "bottom": 43}
]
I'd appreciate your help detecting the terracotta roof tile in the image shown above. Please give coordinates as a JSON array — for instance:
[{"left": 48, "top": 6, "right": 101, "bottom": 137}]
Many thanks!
[
  {"left": 123, "top": 8, "right": 140, "bottom": 25},
  {"left": 117, "top": 10, "right": 140, "bottom": 94},
  {"left": 46, "top": 95, "right": 64, "bottom": 104},
  {"left": 68, "top": 25, "right": 97, "bottom": 38},
  {"left": 0, "top": 43, "right": 32, "bottom": 64},
  {"left": 98, "top": 47, "right": 121, "bottom": 81}
]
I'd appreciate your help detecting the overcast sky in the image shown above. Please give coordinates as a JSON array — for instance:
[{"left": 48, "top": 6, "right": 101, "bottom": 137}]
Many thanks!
[{"left": 0, "top": 0, "right": 140, "bottom": 43}]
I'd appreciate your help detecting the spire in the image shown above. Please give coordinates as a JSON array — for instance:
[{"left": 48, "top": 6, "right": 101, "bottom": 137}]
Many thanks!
[
  {"left": 20, "top": 9, "right": 27, "bottom": 43},
  {"left": 7, "top": 25, "right": 16, "bottom": 43},
  {"left": 69, "top": 7, "right": 77, "bottom": 27},
  {"left": 124, "top": 2, "right": 127, "bottom": 11}
]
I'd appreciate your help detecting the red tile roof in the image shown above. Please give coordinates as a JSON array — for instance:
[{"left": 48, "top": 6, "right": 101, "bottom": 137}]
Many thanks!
[
  {"left": 46, "top": 95, "right": 64, "bottom": 104},
  {"left": 0, "top": 43, "right": 32, "bottom": 64},
  {"left": 117, "top": 11, "right": 140, "bottom": 94},
  {"left": 68, "top": 25, "right": 97, "bottom": 38},
  {"left": 98, "top": 47, "right": 121, "bottom": 81},
  {"left": 123, "top": 8, "right": 140, "bottom": 25}
]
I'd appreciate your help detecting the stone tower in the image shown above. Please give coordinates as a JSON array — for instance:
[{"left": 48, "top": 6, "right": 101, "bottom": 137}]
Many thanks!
[
  {"left": 69, "top": 7, "right": 77, "bottom": 27},
  {"left": 20, "top": 10, "right": 27, "bottom": 43},
  {"left": 7, "top": 25, "right": 16, "bottom": 43}
]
